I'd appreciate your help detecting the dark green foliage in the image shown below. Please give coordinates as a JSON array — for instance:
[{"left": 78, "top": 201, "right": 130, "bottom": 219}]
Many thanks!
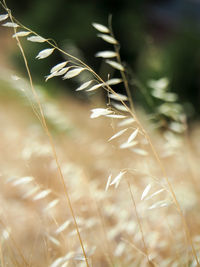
[{"left": 8, "top": 0, "right": 200, "bottom": 118}]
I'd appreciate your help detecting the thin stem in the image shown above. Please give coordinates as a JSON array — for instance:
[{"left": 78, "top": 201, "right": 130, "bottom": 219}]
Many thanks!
[
  {"left": 126, "top": 177, "right": 152, "bottom": 266},
  {"left": 121, "top": 238, "right": 158, "bottom": 267},
  {"left": 0, "top": 243, "right": 4, "bottom": 267},
  {"left": 94, "top": 200, "right": 115, "bottom": 267},
  {"left": 0, "top": 219, "right": 28, "bottom": 266},
  {"left": 1, "top": 3, "right": 198, "bottom": 264},
  {"left": 108, "top": 15, "right": 135, "bottom": 113},
  {"left": 3, "top": 4, "right": 89, "bottom": 267},
  {"left": 19, "top": 20, "right": 200, "bottom": 266}
]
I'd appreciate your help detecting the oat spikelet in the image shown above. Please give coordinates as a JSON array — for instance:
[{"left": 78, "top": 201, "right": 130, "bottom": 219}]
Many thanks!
[
  {"left": 110, "top": 171, "right": 126, "bottom": 188},
  {"left": 63, "top": 67, "right": 85, "bottom": 79},
  {"left": 92, "top": 22, "right": 110, "bottom": 33},
  {"left": 33, "top": 189, "right": 51, "bottom": 200},
  {"left": 97, "top": 34, "right": 118, "bottom": 44},
  {"left": 36, "top": 48, "right": 55, "bottom": 59},
  {"left": 2, "top": 22, "right": 18, "bottom": 27},
  {"left": 108, "top": 128, "right": 128, "bottom": 141},
  {"left": 50, "top": 61, "right": 68, "bottom": 73},
  {"left": 12, "top": 31, "right": 30, "bottom": 38},
  {"left": 106, "top": 78, "right": 122, "bottom": 85},
  {"left": 105, "top": 174, "right": 112, "bottom": 191},
  {"left": 27, "top": 35, "right": 46, "bottom": 43},
  {"left": 95, "top": 51, "right": 117, "bottom": 58},
  {"left": 90, "top": 108, "right": 113, "bottom": 118},
  {"left": 76, "top": 80, "right": 93, "bottom": 91},
  {"left": 0, "top": 14, "right": 8, "bottom": 21},
  {"left": 127, "top": 128, "right": 139, "bottom": 143},
  {"left": 108, "top": 93, "right": 128, "bottom": 101},
  {"left": 106, "top": 60, "right": 125, "bottom": 71},
  {"left": 141, "top": 184, "right": 151, "bottom": 201}
]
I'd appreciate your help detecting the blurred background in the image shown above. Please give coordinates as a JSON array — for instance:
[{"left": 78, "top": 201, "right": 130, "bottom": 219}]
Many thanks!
[
  {"left": 1, "top": 0, "right": 200, "bottom": 120},
  {"left": 1, "top": 2, "right": 200, "bottom": 266}
]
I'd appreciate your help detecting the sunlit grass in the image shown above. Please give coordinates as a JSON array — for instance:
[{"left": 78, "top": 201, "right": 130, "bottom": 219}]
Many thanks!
[{"left": 0, "top": 2, "right": 200, "bottom": 266}]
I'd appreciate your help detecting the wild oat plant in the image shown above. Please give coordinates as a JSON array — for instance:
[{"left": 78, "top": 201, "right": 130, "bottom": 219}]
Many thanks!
[{"left": 0, "top": 1, "right": 200, "bottom": 266}]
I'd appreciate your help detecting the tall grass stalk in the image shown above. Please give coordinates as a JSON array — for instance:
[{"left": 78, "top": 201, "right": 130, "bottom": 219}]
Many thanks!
[
  {"left": 0, "top": 1, "right": 199, "bottom": 265},
  {"left": 1, "top": 1, "right": 89, "bottom": 266}
]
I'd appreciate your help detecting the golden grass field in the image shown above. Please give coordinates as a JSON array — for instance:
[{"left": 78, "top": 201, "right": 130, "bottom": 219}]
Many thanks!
[
  {"left": 0, "top": 73, "right": 200, "bottom": 266},
  {"left": 1, "top": 12, "right": 200, "bottom": 267}
]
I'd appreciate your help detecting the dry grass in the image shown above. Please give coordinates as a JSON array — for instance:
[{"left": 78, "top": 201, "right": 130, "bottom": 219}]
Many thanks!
[
  {"left": 1, "top": 2, "right": 200, "bottom": 266},
  {"left": 0, "top": 80, "right": 200, "bottom": 266}
]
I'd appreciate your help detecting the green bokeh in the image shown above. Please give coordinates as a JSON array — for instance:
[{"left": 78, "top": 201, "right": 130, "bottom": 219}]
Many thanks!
[{"left": 5, "top": 0, "right": 200, "bottom": 118}]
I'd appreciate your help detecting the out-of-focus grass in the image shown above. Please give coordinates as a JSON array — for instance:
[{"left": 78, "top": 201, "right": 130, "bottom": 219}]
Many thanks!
[{"left": 1, "top": 70, "right": 200, "bottom": 266}]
